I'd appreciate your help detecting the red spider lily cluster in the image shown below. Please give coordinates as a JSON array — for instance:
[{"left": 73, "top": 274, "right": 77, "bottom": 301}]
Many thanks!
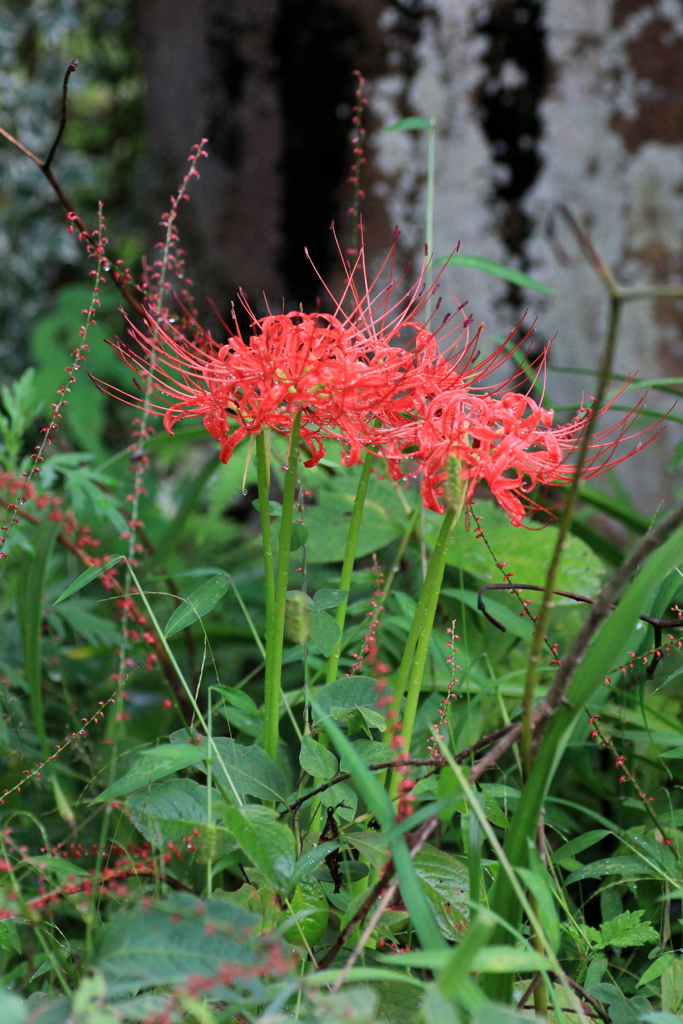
[{"left": 93, "top": 244, "right": 657, "bottom": 527}]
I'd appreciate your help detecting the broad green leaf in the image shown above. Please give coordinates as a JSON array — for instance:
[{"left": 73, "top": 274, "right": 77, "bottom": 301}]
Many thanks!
[
  {"left": 438, "top": 502, "right": 605, "bottom": 597},
  {"left": 94, "top": 892, "right": 281, "bottom": 997},
  {"left": 357, "top": 705, "right": 388, "bottom": 733},
  {"left": 209, "top": 736, "right": 288, "bottom": 802},
  {"left": 381, "top": 946, "right": 550, "bottom": 972},
  {"left": 299, "top": 734, "right": 338, "bottom": 780},
  {"left": 213, "top": 685, "right": 259, "bottom": 716},
  {"left": 282, "top": 878, "right": 328, "bottom": 944},
  {"left": 319, "top": 781, "right": 357, "bottom": 821},
  {"left": 340, "top": 739, "right": 392, "bottom": 771},
  {"left": 662, "top": 957, "right": 683, "bottom": 1013},
  {"left": 290, "top": 522, "right": 309, "bottom": 551},
  {"left": 95, "top": 744, "right": 206, "bottom": 802},
  {"left": 414, "top": 845, "right": 468, "bottom": 939},
  {"left": 660, "top": 746, "right": 683, "bottom": 758},
  {"left": 164, "top": 574, "right": 229, "bottom": 636},
  {"left": 385, "top": 116, "right": 431, "bottom": 131},
  {"left": 309, "top": 609, "right": 341, "bottom": 656},
  {"left": 313, "top": 676, "right": 389, "bottom": 724},
  {"left": 594, "top": 909, "right": 658, "bottom": 950},
  {"left": 222, "top": 804, "right": 296, "bottom": 894},
  {"left": 551, "top": 829, "right": 611, "bottom": 864},
  {"left": 124, "top": 778, "right": 237, "bottom": 860},
  {"left": 0, "top": 993, "right": 26, "bottom": 1024},
  {"left": 638, "top": 953, "right": 675, "bottom": 988},
  {"left": 313, "top": 588, "right": 348, "bottom": 610},
  {"left": 54, "top": 553, "right": 125, "bottom": 604},
  {"left": 252, "top": 499, "right": 282, "bottom": 516},
  {"left": 433, "top": 253, "right": 555, "bottom": 294}
]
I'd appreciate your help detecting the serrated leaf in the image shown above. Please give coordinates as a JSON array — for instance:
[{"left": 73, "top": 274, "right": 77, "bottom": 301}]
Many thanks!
[
  {"left": 313, "top": 588, "right": 348, "bottom": 610},
  {"left": 385, "top": 116, "right": 431, "bottom": 131},
  {"left": 164, "top": 574, "right": 229, "bottom": 637},
  {"left": 309, "top": 609, "right": 340, "bottom": 656},
  {"left": 54, "top": 553, "right": 125, "bottom": 604},
  {"left": 433, "top": 253, "right": 555, "bottom": 294},
  {"left": 94, "top": 892, "right": 282, "bottom": 997},
  {"left": 95, "top": 744, "right": 207, "bottom": 802},
  {"left": 595, "top": 910, "right": 659, "bottom": 950},
  {"left": 299, "top": 734, "right": 338, "bottom": 780},
  {"left": 222, "top": 804, "right": 296, "bottom": 894}
]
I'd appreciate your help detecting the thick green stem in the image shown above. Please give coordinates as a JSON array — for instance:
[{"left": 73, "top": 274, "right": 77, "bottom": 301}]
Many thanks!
[
  {"left": 390, "top": 503, "right": 459, "bottom": 796},
  {"left": 256, "top": 431, "right": 276, "bottom": 713},
  {"left": 520, "top": 295, "right": 622, "bottom": 772},
  {"left": 264, "top": 412, "right": 302, "bottom": 761},
  {"left": 326, "top": 454, "right": 374, "bottom": 683}
]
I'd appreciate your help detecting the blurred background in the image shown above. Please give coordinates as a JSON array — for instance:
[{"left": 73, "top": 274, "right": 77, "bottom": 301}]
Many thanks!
[{"left": 2, "top": 0, "right": 683, "bottom": 510}]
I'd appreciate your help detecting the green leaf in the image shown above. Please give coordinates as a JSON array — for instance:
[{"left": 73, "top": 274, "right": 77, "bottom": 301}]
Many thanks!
[
  {"left": 164, "top": 574, "right": 229, "bottom": 637},
  {"left": 290, "top": 523, "right": 309, "bottom": 551},
  {"left": 282, "top": 878, "right": 328, "bottom": 945},
  {"left": 299, "top": 734, "right": 338, "bottom": 779},
  {"left": 385, "top": 116, "right": 431, "bottom": 131},
  {"left": 209, "top": 737, "right": 288, "bottom": 803},
  {"left": 0, "top": 993, "right": 26, "bottom": 1024},
  {"left": 442, "top": 588, "right": 533, "bottom": 640},
  {"left": 313, "top": 675, "right": 389, "bottom": 724},
  {"left": 565, "top": 856, "right": 655, "bottom": 884},
  {"left": 124, "top": 778, "right": 238, "bottom": 860},
  {"left": 222, "top": 804, "right": 296, "bottom": 894},
  {"left": 95, "top": 744, "right": 207, "bottom": 802},
  {"left": 309, "top": 609, "right": 341, "bottom": 656},
  {"left": 414, "top": 845, "right": 469, "bottom": 939},
  {"left": 313, "top": 588, "right": 348, "bottom": 610},
  {"left": 551, "top": 830, "right": 611, "bottom": 864},
  {"left": 433, "top": 253, "right": 555, "bottom": 294},
  {"left": 594, "top": 910, "right": 659, "bottom": 951},
  {"left": 252, "top": 498, "right": 282, "bottom": 516},
  {"left": 94, "top": 892, "right": 281, "bottom": 997},
  {"left": 518, "top": 857, "right": 561, "bottom": 953},
  {"left": 17, "top": 520, "right": 60, "bottom": 756},
  {"left": 660, "top": 746, "right": 683, "bottom": 758},
  {"left": 439, "top": 501, "right": 605, "bottom": 597},
  {"left": 382, "top": 946, "right": 550, "bottom": 973},
  {"left": 319, "top": 781, "right": 357, "bottom": 821},
  {"left": 54, "top": 553, "right": 125, "bottom": 604},
  {"left": 340, "top": 739, "right": 392, "bottom": 771},
  {"left": 292, "top": 841, "right": 340, "bottom": 886},
  {"left": 638, "top": 953, "right": 675, "bottom": 988},
  {"left": 213, "top": 685, "right": 259, "bottom": 717},
  {"left": 357, "top": 705, "right": 388, "bottom": 733}
]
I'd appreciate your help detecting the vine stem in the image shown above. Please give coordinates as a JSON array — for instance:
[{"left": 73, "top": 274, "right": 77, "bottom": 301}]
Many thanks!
[
  {"left": 520, "top": 294, "right": 622, "bottom": 773},
  {"left": 326, "top": 453, "right": 374, "bottom": 683},
  {"left": 264, "top": 412, "right": 303, "bottom": 761}
]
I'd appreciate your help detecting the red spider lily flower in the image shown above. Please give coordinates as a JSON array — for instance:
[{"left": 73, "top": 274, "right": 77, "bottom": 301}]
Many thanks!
[
  {"left": 382, "top": 385, "right": 657, "bottom": 526},
  {"left": 90, "top": 240, "right": 479, "bottom": 465}
]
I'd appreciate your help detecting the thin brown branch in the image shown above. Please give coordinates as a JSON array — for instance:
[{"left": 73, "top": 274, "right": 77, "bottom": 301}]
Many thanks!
[{"left": 44, "top": 59, "right": 79, "bottom": 170}]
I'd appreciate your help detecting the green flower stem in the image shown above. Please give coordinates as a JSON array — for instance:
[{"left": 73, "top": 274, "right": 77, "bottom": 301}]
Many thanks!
[
  {"left": 389, "top": 503, "right": 460, "bottom": 797},
  {"left": 326, "top": 453, "right": 375, "bottom": 683},
  {"left": 256, "top": 430, "right": 276, "bottom": 691},
  {"left": 388, "top": 508, "right": 455, "bottom": 727},
  {"left": 264, "top": 411, "right": 302, "bottom": 761}
]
